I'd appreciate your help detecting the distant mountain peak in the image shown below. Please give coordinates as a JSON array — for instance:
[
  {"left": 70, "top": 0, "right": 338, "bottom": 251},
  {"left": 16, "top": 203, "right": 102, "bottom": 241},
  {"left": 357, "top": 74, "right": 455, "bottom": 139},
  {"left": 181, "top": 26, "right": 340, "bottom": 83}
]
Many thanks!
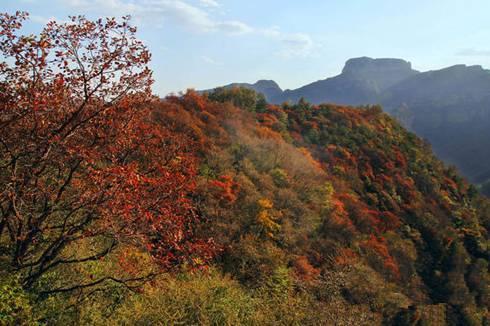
[
  {"left": 431, "top": 64, "right": 487, "bottom": 75},
  {"left": 276, "top": 57, "right": 420, "bottom": 105},
  {"left": 340, "top": 57, "right": 419, "bottom": 90},
  {"left": 202, "top": 79, "right": 283, "bottom": 102},
  {"left": 254, "top": 79, "right": 282, "bottom": 90},
  {"left": 444, "top": 64, "right": 484, "bottom": 70},
  {"left": 342, "top": 57, "right": 415, "bottom": 75}
]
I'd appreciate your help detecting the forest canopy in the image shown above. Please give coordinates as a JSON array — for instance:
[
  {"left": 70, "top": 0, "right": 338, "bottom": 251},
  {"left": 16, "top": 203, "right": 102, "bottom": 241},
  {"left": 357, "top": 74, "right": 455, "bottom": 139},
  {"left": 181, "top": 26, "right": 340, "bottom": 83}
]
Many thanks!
[{"left": 0, "top": 13, "right": 488, "bottom": 325}]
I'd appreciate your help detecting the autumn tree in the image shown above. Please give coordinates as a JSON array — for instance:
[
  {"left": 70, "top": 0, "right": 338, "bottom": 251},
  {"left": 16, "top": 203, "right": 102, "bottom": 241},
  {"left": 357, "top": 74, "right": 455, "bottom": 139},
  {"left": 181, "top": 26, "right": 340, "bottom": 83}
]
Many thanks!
[{"left": 0, "top": 12, "right": 213, "bottom": 295}]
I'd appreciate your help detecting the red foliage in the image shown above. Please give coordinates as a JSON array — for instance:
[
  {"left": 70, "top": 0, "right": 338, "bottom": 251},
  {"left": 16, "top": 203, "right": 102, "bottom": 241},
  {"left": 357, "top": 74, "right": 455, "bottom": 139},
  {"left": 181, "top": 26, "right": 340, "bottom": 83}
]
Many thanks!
[
  {"left": 293, "top": 255, "right": 320, "bottom": 281},
  {"left": 378, "top": 173, "right": 393, "bottom": 184},
  {"left": 257, "top": 112, "right": 279, "bottom": 129},
  {"left": 330, "top": 198, "right": 356, "bottom": 233},
  {"left": 444, "top": 176, "right": 459, "bottom": 193},
  {"left": 379, "top": 211, "right": 401, "bottom": 232},
  {"left": 361, "top": 162, "right": 375, "bottom": 180},
  {"left": 361, "top": 235, "right": 400, "bottom": 279},
  {"left": 209, "top": 175, "right": 240, "bottom": 204},
  {"left": 334, "top": 247, "right": 359, "bottom": 267},
  {"left": 0, "top": 13, "right": 214, "bottom": 288},
  {"left": 181, "top": 90, "right": 207, "bottom": 111},
  {"left": 338, "top": 193, "right": 383, "bottom": 234},
  {"left": 393, "top": 148, "right": 407, "bottom": 168}
]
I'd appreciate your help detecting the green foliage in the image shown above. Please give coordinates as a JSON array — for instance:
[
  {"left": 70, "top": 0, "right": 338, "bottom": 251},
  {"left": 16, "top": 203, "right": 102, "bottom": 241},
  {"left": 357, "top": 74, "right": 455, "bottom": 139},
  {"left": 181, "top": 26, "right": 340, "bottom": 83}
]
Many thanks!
[
  {"left": 224, "top": 235, "right": 287, "bottom": 287},
  {"left": 270, "top": 168, "right": 289, "bottom": 187},
  {"left": 207, "top": 87, "right": 267, "bottom": 112},
  {"left": 108, "top": 269, "right": 379, "bottom": 325},
  {"left": 110, "top": 271, "right": 256, "bottom": 325},
  {"left": 0, "top": 274, "right": 35, "bottom": 325},
  {"left": 195, "top": 92, "right": 488, "bottom": 324},
  {"left": 263, "top": 266, "right": 291, "bottom": 300}
]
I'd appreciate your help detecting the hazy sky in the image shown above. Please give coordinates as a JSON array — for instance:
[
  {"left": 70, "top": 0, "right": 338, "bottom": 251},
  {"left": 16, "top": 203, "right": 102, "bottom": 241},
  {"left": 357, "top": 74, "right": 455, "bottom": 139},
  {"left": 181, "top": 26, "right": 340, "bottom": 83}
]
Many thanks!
[{"left": 3, "top": 0, "right": 490, "bottom": 95}]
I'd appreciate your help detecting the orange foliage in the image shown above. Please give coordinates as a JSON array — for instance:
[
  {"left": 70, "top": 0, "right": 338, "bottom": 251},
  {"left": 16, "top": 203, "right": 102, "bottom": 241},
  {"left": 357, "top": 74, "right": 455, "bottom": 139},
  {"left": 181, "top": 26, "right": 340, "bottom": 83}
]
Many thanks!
[
  {"left": 330, "top": 198, "right": 356, "bottom": 232},
  {"left": 209, "top": 175, "right": 240, "bottom": 204},
  {"left": 293, "top": 256, "right": 320, "bottom": 281},
  {"left": 361, "top": 235, "right": 400, "bottom": 279},
  {"left": 181, "top": 90, "right": 207, "bottom": 111},
  {"left": 298, "top": 147, "right": 324, "bottom": 171},
  {"left": 334, "top": 247, "right": 360, "bottom": 267}
]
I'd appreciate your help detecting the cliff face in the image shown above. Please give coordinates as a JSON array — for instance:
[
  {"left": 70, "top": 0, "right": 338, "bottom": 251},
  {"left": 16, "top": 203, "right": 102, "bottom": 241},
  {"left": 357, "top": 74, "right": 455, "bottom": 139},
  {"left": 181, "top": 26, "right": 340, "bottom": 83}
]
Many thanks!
[
  {"left": 341, "top": 57, "right": 419, "bottom": 90},
  {"left": 279, "top": 57, "right": 419, "bottom": 105}
]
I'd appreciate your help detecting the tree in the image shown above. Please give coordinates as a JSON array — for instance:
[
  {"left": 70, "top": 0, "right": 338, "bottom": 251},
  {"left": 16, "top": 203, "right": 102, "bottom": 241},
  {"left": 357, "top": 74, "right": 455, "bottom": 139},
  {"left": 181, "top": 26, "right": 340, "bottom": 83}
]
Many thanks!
[
  {"left": 255, "top": 198, "right": 280, "bottom": 239},
  {"left": 207, "top": 87, "right": 265, "bottom": 112},
  {"left": 0, "top": 12, "right": 213, "bottom": 294}
]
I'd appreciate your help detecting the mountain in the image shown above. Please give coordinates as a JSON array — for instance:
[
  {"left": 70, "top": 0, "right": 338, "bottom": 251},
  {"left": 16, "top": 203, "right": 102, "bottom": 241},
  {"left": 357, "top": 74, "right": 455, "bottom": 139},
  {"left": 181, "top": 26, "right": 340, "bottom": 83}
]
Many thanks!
[
  {"left": 280, "top": 57, "right": 419, "bottom": 105},
  {"left": 384, "top": 64, "right": 490, "bottom": 185},
  {"left": 152, "top": 90, "right": 489, "bottom": 325},
  {"left": 342, "top": 57, "right": 419, "bottom": 90},
  {"left": 5, "top": 13, "right": 488, "bottom": 325},
  {"left": 382, "top": 64, "right": 490, "bottom": 109},
  {"left": 6, "top": 87, "right": 489, "bottom": 325},
  {"left": 205, "top": 58, "right": 490, "bottom": 192},
  {"left": 205, "top": 57, "right": 419, "bottom": 106}
]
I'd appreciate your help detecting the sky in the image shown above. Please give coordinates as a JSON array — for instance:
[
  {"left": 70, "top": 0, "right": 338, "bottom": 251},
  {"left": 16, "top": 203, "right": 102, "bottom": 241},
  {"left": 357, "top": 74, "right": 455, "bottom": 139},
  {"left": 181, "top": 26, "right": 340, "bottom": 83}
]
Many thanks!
[{"left": 2, "top": 0, "right": 490, "bottom": 96}]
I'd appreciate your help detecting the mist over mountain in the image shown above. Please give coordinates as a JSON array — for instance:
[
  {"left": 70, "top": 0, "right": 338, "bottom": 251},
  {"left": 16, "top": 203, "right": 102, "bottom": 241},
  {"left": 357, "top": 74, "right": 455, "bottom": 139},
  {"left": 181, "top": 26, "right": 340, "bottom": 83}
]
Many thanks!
[{"left": 206, "top": 58, "right": 490, "bottom": 192}]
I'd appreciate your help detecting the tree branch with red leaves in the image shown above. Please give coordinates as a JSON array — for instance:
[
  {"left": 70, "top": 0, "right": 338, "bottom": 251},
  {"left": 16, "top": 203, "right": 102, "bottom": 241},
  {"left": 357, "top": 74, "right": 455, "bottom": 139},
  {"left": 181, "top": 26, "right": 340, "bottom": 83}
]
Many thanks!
[{"left": 0, "top": 12, "right": 214, "bottom": 295}]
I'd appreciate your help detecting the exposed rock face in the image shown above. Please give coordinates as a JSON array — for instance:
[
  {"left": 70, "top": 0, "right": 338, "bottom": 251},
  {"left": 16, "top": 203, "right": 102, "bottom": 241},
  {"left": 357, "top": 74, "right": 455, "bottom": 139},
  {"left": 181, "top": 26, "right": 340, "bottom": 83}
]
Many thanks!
[
  {"left": 205, "top": 57, "right": 419, "bottom": 106},
  {"left": 279, "top": 57, "right": 419, "bottom": 105},
  {"left": 341, "top": 57, "right": 419, "bottom": 90}
]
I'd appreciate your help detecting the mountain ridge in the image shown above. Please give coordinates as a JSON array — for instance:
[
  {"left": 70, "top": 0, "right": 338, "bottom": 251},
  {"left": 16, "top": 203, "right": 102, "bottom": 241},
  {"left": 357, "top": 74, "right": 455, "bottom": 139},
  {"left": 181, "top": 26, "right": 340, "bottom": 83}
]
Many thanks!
[{"left": 203, "top": 57, "right": 490, "bottom": 191}]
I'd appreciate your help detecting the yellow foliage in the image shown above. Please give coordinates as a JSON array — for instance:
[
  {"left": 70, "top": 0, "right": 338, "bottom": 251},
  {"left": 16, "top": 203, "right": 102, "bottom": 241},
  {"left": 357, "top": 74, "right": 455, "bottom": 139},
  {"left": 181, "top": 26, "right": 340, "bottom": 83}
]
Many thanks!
[
  {"left": 321, "top": 182, "right": 335, "bottom": 210},
  {"left": 256, "top": 199, "right": 280, "bottom": 238},
  {"left": 258, "top": 198, "right": 274, "bottom": 209}
]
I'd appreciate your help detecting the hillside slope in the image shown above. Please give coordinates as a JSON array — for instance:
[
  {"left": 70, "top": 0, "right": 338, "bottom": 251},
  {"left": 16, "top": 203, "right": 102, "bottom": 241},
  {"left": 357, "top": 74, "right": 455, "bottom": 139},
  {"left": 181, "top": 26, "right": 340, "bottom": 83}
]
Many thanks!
[
  {"left": 6, "top": 88, "right": 488, "bottom": 325},
  {"left": 204, "top": 58, "right": 490, "bottom": 193},
  {"left": 153, "top": 90, "right": 489, "bottom": 325},
  {"left": 385, "top": 65, "right": 490, "bottom": 187}
]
